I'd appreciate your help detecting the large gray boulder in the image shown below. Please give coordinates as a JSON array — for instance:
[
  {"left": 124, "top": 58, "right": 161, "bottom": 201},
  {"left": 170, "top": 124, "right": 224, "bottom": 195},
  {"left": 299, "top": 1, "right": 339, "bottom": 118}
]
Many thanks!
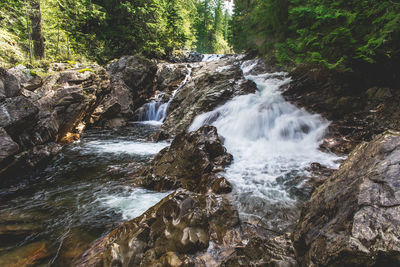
[
  {"left": 0, "top": 67, "right": 21, "bottom": 99},
  {"left": 0, "top": 96, "right": 39, "bottom": 138},
  {"left": 293, "top": 131, "right": 400, "bottom": 266},
  {"left": 0, "top": 127, "right": 19, "bottom": 163},
  {"left": 94, "top": 55, "right": 158, "bottom": 127}
]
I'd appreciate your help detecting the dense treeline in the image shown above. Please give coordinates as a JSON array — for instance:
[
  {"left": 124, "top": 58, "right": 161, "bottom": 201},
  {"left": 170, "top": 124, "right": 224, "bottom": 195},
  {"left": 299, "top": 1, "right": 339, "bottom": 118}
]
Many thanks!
[
  {"left": 232, "top": 0, "right": 400, "bottom": 82},
  {"left": 0, "top": 0, "right": 232, "bottom": 66}
]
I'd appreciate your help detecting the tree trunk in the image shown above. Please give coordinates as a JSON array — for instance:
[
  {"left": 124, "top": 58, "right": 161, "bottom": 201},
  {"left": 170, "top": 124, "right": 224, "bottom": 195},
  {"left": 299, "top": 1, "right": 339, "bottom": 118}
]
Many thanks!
[{"left": 29, "top": 0, "right": 45, "bottom": 59}]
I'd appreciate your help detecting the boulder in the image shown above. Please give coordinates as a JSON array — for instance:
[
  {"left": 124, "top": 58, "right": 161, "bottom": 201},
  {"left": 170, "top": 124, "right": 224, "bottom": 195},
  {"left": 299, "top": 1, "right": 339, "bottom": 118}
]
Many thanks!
[
  {"left": 106, "top": 55, "right": 157, "bottom": 110},
  {"left": 0, "top": 65, "right": 110, "bottom": 178},
  {"left": 94, "top": 55, "right": 158, "bottom": 127},
  {"left": 0, "top": 67, "right": 21, "bottom": 98},
  {"left": 221, "top": 235, "right": 298, "bottom": 267},
  {"left": 75, "top": 190, "right": 240, "bottom": 267},
  {"left": 293, "top": 131, "right": 400, "bottom": 266},
  {"left": 0, "top": 127, "right": 19, "bottom": 163},
  {"left": 155, "top": 63, "right": 188, "bottom": 92},
  {"left": 0, "top": 96, "right": 39, "bottom": 137},
  {"left": 159, "top": 57, "right": 257, "bottom": 138},
  {"left": 134, "top": 125, "right": 233, "bottom": 194}
]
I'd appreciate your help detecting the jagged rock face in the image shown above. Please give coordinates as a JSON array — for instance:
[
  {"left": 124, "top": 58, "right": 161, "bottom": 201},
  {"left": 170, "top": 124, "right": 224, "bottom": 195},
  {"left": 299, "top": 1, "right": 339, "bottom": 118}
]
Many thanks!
[
  {"left": 155, "top": 63, "right": 188, "bottom": 93},
  {"left": 221, "top": 235, "right": 298, "bottom": 267},
  {"left": 94, "top": 55, "right": 157, "bottom": 127},
  {"left": 135, "top": 125, "right": 233, "bottom": 194},
  {"left": 0, "top": 127, "right": 19, "bottom": 165},
  {"left": 293, "top": 131, "right": 400, "bottom": 266},
  {"left": 284, "top": 65, "right": 400, "bottom": 154},
  {"left": 0, "top": 67, "right": 21, "bottom": 99},
  {"left": 158, "top": 58, "right": 257, "bottom": 139},
  {"left": 0, "top": 65, "right": 110, "bottom": 179},
  {"left": 75, "top": 190, "right": 240, "bottom": 267}
]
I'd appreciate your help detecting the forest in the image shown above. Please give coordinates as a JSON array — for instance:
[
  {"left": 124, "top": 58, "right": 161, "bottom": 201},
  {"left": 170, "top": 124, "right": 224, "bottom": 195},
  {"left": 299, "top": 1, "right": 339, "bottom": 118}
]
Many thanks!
[
  {"left": 1, "top": 0, "right": 399, "bottom": 82},
  {"left": 0, "top": 0, "right": 232, "bottom": 65}
]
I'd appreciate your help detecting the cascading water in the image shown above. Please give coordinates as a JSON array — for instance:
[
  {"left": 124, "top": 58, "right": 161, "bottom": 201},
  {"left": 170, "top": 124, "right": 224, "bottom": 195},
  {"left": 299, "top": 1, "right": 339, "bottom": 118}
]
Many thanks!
[
  {"left": 190, "top": 60, "right": 341, "bottom": 231},
  {"left": 138, "top": 67, "right": 192, "bottom": 123}
]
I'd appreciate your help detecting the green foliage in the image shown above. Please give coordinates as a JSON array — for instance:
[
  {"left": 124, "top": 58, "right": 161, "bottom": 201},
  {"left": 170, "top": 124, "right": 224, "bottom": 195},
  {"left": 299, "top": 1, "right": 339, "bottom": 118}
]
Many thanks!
[
  {"left": 232, "top": 0, "right": 400, "bottom": 72},
  {"left": 195, "top": 0, "right": 232, "bottom": 54},
  {"left": 1, "top": 0, "right": 232, "bottom": 66}
]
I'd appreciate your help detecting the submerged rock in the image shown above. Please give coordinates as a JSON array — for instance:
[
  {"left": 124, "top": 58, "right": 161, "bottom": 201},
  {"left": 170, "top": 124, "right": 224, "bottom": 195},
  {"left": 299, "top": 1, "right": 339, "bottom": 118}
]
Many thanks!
[
  {"left": 75, "top": 190, "right": 240, "bottom": 266},
  {"left": 135, "top": 125, "right": 233, "bottom": 194},
  {"left": 293, "top": 131, "right": 400, "bottom": 266}
]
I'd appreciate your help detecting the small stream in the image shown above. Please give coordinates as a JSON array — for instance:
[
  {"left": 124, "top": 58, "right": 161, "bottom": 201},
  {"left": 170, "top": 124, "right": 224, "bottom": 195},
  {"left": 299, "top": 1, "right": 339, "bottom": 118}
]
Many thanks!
[
  {"left": 0, "top": 55, "right": 342, "bottom": 265},
  {"left": 0, "top": 123, "right": 169, "bottom": 266}
]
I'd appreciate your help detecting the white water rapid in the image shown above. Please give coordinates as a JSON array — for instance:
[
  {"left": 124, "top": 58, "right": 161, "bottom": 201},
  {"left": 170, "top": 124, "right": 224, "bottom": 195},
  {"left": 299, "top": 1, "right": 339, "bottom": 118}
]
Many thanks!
[
  {"left": 138, "top": 67, "right": 192, "bottom": 124},
  {"left": 190, "top": 60, "right": 341, "bottom": 230}
]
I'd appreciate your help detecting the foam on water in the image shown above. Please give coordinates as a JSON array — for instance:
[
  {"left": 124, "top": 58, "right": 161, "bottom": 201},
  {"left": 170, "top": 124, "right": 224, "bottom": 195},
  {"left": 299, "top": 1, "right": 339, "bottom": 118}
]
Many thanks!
[
  {"left": 138, "top": 67, "right": 192, "bottom": 123},
  {"left": 97, "top": 187, "right": 170, "bottom": 220},
  {"left": 202, "top": 54, "right": 225, "bottom": 62},
  {"left": 78, "top": 140, "right": 169, "bottom": 155},
  {"left": 190, "top": 60, "right": 341, "bottom": 223}
]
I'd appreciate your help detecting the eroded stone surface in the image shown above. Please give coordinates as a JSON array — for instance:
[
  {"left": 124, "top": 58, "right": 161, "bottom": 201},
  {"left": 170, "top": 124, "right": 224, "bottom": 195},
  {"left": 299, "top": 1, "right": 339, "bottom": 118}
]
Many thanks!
[
  {"left": 293, "top": 131, "right": 400, "bottom": 266},
  {"left": 158, "top": 58, "right": 257, "bottom": 139},
  {"left": 75, "top": 190, "right": 240, "bottom": 267},
  {"left": 134, "top": 125, "right": 233, "bottom": 194}
]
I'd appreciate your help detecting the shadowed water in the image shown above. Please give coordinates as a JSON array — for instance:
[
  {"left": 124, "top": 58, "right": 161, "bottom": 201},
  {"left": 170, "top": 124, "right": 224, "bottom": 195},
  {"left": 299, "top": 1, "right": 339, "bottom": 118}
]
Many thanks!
[{"left": 0, "top": 123, "right": 169, "bottom": 266}]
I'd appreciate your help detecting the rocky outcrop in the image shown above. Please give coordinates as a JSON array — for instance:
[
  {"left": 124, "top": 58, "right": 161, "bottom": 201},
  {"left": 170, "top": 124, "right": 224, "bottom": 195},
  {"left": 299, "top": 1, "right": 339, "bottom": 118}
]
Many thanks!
[
  {"left": 0, "top": 67, "right": 21, "bottom": 99},
  {"left": 134, "top": 125, "right": 233, "bottom": 194},
  {"left": 94, "top": 55, "right": 158, "bottom": 127},
  {"left": 293, "top": 131, "right": 400, "bottom": 266},
  {"left": 0, "top": 65, "right": 110, "bottom": 180},
  {"left": 284, "top": 65, "right": 400, "bottom": 154},
  {"left": 157, "top": 57, "right": 257, "bottom": 139},
  {"left": 76, "top": 190, "right": 240, "bottom": 266},
  {"left": 221, "top": 234, "right": 298, "bottom": 267}
]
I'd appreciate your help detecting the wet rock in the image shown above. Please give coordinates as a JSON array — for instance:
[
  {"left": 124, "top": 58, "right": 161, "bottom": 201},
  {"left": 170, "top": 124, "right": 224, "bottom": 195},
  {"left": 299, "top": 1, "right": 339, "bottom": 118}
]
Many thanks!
[
  {"left": 221, "top": 235, "right": 298, "bottom": 267},
  {"left": 284, "top": 65, "right": 400, "bottom": 154},
  {"left": 107, "top": 55, "right": 157, "bottom": 109},
  {"left": 75, "top": 190, "right": 240, "bottom": 267},
  {"left": 94, "top": 55, "right": 158, "bottom": 127},
  {"left": 0, "top": 241, "right": 50, "bottom": 266},
  {"left": 159, "top": 58, "right": 257, "bottom": 138},
  {"left": 0, "top": 127, "right": 19, "bottom": 164},
  {"left": 0, "top": 96, "right": 39, "bottom": 137},
  {"left": 155, "top": 63, "right": 188, "bottom": 92},
  {"left": 293, "top": 131, "right": 400, "bottom": 266},
  {"left": 0, "top": 67, "right": 21, "bottom": 98},
  {"left": 135, "top": 125, "right": 233, "bottom": 194},
  {"left": 0, "top": 65, "right": 110, "bottom": 179}
]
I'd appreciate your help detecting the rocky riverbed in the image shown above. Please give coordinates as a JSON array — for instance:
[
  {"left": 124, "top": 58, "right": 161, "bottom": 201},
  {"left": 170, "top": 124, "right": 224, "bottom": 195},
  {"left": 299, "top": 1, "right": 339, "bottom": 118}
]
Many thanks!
[{"left": 1, "top": 54, "right": 399, "bottom": 266}]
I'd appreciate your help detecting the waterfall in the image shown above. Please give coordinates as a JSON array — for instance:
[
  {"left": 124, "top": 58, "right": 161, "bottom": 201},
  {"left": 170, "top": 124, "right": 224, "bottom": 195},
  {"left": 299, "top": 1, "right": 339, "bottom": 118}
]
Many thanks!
[
  {"left": 190, "top": 59, "right": 340, "bottom": 229},
  {"left": 138, "top": 67, "right": 192, "bottom": 123}
]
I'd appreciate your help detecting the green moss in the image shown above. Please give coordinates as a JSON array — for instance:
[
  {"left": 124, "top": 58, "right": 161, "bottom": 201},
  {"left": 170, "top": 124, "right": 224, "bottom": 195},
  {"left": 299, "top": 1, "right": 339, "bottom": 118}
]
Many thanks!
[
  {"left": 30, "top": 70, "right": 38, "bottom": 77},
  {"left": 77, "top": 68, "right": 94, "bottom": 73}
]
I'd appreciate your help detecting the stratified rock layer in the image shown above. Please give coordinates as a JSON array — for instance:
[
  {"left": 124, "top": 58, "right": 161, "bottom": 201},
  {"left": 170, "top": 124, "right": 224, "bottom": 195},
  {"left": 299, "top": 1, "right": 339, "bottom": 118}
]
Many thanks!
[
  {"left": 293, "top": 131, "right": 400, "bottom": 266},
  {"left": 0, "top": 65, "right": 110, "bottom": 179}
]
